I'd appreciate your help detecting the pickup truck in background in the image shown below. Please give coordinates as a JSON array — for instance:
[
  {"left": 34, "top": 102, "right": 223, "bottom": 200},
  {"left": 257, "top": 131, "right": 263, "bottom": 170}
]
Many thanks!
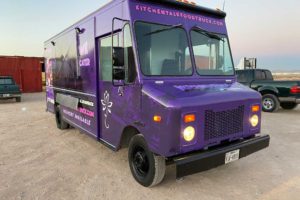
[
  {"left": 0, "top": 76, "right": 22, "bottom": 102},
  {"left": 236, "top": 69, "right": 300, "bottom": 112}
]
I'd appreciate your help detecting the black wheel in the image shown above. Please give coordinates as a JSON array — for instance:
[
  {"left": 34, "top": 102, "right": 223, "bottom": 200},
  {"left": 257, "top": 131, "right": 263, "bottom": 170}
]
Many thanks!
[
  {"left": 280, "top": 102, "right": 298, "bottom": 110},
  {"left": 16, "top": 97, "right": 21, "bottom": 102},
  {"left": 262, "top": 94, "right": 279, "bottom": 112},
  {"left": 55, "top": 106, "right": 69, "bottom": 130},
  {"left": 128, "top": 134, "right": 166, "bottom": 187}
]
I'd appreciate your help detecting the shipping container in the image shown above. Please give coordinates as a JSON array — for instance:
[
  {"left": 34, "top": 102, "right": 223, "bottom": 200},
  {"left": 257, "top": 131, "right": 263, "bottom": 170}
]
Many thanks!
[{"left": 0, "top": 56, "right": 43, "bottom": 93}]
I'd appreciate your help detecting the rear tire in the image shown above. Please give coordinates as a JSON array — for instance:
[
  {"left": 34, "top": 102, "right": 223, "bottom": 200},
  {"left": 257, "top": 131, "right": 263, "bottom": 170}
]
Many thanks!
[
  {"left": 280, "top": 102, "right": 298, "bottom": 110},
  {"left": 55, "top": 106, "right": 69, "bottom": 130},
  {"left": 262, "top": 94, "right": 279, "bottom": 112},
  {"left": 16, "top": 97, "right": 21, "bottom": 102},
  {"left": 128, "top": 134, "right": 166, "bottom": 187}
]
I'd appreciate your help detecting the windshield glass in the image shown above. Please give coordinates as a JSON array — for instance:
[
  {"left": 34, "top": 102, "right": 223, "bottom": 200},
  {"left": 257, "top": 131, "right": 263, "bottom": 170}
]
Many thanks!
[
  {"left": 190, "top": 29, "right": 234, "bottom": 76},
  {"left": 0, "top": 78, "right": 13, "bottom": 85},
  {"left": 135, "top": 22, "right": 193, "bottom": 76}
]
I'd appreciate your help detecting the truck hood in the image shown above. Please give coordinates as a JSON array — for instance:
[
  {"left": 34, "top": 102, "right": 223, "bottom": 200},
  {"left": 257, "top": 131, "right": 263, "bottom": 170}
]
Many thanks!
[{"left": 142, "top": 81, "right": 261, "bottom": 108}]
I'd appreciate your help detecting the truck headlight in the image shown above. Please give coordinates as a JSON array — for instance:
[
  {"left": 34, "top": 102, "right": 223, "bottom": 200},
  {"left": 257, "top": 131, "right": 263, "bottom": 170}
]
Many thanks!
[
  {"left": 183, "top": 126, "right": 195, "bottom": 142},
  {"left": 250, "top": 115, "right": 259, "bottom": 127}
]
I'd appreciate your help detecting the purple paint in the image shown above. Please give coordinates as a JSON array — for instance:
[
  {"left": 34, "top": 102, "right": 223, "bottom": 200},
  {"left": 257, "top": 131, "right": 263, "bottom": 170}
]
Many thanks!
[
  {"left": 134, "top": 4, "right": 224, "bottom": 27},
  {"left": 45, "top": 0, "right": 266, "bottom": 159},
  {"left": 63, "top": 109, "right": 92, "bottom": 126}
]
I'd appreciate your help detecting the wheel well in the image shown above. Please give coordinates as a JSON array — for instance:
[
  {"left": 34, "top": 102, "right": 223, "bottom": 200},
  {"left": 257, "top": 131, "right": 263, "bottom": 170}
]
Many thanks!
[
  {"left": 119, "top": 126, "right": 140, "bottom": 149},
  {"left": 260, "top": 90, "right": 278, "bottom": 97}
]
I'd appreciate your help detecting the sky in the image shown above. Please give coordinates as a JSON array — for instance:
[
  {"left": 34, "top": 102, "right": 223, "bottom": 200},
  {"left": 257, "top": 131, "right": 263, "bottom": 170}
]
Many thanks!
[{"left": 0, "top": 0, "right": 299, "bottom": 71}]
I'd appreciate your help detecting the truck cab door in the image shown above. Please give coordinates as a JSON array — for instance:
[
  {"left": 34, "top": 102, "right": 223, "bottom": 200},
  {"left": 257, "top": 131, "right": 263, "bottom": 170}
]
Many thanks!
[{"left": 98, "top": 23, "right": 140, "bottom": 148}]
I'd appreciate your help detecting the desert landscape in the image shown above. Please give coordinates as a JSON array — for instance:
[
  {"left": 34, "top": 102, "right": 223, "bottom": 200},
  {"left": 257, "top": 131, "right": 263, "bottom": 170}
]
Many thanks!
[
  {"left": 1, "top": 92, "right": 300, "bottom": 200},
  {"left": 273, "top": 72, "right": 300, "bottom": 80}
]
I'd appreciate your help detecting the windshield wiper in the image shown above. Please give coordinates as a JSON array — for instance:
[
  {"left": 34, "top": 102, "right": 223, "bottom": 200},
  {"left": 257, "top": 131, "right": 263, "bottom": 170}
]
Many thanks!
[
  {"left": 193, "top": 26, "right": 224, "bottom": 41},
  {"left": 144, "top": 24, "right": 183, "bottom": 36}
]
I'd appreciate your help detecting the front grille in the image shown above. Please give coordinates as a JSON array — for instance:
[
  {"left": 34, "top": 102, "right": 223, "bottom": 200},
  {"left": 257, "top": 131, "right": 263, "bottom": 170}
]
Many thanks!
[{"left": 204, "top": 105, "right": 244, "bottom": 141}]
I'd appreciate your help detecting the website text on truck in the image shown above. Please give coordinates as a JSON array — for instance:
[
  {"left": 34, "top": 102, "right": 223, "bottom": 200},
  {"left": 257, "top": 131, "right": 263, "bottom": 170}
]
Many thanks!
[{"left": 45, "top": 0, "right": 270, "bottom": 187}]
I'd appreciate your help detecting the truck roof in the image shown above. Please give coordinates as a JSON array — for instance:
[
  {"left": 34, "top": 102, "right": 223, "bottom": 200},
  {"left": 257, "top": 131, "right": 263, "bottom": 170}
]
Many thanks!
[{"left": 45, "top": 0, "right": 226, "bottom": 44}]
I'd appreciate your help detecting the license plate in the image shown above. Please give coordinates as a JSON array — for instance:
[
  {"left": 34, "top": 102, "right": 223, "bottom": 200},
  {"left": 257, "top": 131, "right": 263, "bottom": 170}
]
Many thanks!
[
  {"left": 225, "top": 149, "right": 240, "bottom": 164},
  {"left": 3, "top": 94, "right": 10, "bottom": 97}
]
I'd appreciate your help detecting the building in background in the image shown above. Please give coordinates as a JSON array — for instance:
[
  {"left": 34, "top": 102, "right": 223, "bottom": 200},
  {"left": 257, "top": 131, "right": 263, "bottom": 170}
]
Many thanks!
[
  {"left": 236, "top": 57, "right": 257, "bottom": 70},
  {"left": 0, "top": 56, "right": 44, "bottom": 93}
]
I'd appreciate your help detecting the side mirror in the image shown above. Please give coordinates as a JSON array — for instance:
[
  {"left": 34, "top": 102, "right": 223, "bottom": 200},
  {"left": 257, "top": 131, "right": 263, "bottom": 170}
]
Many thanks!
[
  {"left": 113, "top": 47, "right": 124, "bottom": 67},
  {"left": 112, "top": 47, "right": 125, "bottom": 82}
]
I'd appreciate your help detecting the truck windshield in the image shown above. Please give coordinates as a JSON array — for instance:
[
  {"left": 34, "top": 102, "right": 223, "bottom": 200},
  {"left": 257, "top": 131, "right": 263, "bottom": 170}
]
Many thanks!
[
  {"left": 135, "top": 22, "right": 193, "bottom": 76},
  {"left": 0, "top": 78, "right": 13, "bottom": 85},
  {"left": 190, "top": 28, "right": 234, "bottom": 76}
]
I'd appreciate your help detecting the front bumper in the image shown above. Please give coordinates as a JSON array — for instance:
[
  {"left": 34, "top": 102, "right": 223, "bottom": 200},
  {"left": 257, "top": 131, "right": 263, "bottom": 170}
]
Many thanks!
[
  {"left": 172, "top": 135, "right": 270, "bottom": 178},
  {"left": 279, "top": 97, "right": 300, "bottom": 104},
  {"left": 0, "top": 93, "right": 21, "bottom": 99}
]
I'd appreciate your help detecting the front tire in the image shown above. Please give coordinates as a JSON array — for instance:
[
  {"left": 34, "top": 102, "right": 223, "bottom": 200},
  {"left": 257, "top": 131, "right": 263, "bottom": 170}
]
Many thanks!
[
  {"left": 262, "top": 94, "right": 279, "bottom": 112},
  {"left": 280, "top": 102, "right": 298, "bottom": 110},
  {"left": 128, "top": 134, "right": 166, "bottom": 187}
]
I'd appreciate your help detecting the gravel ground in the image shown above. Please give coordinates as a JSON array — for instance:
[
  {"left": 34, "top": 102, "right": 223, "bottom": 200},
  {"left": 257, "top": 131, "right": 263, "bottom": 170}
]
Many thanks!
[{"left": 0, "top": 93, "right": 299, "bottom": 200}]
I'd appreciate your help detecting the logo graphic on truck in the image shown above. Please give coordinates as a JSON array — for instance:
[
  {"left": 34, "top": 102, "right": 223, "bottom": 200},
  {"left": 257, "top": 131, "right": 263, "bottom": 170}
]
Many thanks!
[{"left": 101, "top": 91, "right": 113, "bottom": 129}]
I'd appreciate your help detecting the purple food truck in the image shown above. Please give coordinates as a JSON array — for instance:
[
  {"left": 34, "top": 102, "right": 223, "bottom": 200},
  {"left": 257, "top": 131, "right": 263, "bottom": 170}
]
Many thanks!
[{"left": 45, "top": 0, "right": 270, "bottom": 187}]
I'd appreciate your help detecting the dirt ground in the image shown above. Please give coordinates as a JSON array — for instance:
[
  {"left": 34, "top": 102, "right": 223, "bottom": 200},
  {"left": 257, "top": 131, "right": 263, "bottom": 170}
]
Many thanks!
[{"left": 0, "top": 93, "right": 299, "bottom": 200}]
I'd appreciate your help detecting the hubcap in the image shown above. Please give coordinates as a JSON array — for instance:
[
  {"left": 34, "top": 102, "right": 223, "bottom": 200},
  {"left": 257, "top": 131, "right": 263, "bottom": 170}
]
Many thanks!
[
  {"left": 263, "top": 98, "right": 274, "bottom": 110},
  {"left": 132, "top": 147, "right": 149, "bottom": 177}
]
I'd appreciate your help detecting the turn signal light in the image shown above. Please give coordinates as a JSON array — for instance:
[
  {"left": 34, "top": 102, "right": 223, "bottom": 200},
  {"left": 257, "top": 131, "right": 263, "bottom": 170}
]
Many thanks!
[
  {"left": 251, "top": 105, "right": 260, "bottom": 112},
  {"left": 184, "top": 114, "right": 195, "bottom": 123},
  {"left": 153, "top": 115, "right": 162, "bottom": 123},
  {"left": 290, "top": 86, "right": 300, "bottom": 94}
]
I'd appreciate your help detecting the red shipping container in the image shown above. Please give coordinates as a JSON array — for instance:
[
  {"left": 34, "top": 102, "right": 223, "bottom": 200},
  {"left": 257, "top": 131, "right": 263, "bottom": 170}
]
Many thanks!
[{"left": 0, "top": 56, "right": 43, "bottom": 93}]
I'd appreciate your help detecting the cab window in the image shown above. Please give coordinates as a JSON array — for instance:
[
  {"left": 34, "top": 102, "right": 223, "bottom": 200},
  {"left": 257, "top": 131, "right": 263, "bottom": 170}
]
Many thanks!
[
  {"left": 0, "top": 78, "right": 13, "bottom": 85},
  {"left": 255, "top": 70, "right": 266, "bottom": 80},
  {"left": 135, "top": 22, "right": 192, "bottom": 76},
  {"left": 100, "top": 24, "right": 136, "bottom": 83},
  {"left": 123, "top": 24, "right": 137, "bottom": 83},
  {"left": 236, "top": 71, "right": 247, "bottom": 82},
  {"left": 100, "top": 34, "right": 120, "bottom": 81},
  {"left": 190, "top": 29, "right": 234, "bottom": 76},
  {"left": 264, "top": 70, "right": 273, "bottom": 80}
]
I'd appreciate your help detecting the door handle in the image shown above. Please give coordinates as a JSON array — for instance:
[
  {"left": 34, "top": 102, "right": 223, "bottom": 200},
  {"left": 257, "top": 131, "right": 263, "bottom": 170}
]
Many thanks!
[{"left": 118, "top": 86, "right": 124, "bottom": 96}]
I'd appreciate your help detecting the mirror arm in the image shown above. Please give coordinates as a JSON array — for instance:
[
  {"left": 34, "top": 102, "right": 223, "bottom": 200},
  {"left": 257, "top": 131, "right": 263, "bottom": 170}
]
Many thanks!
[{"left": 112, "top": 17, "right": 130, "bottom": 87}]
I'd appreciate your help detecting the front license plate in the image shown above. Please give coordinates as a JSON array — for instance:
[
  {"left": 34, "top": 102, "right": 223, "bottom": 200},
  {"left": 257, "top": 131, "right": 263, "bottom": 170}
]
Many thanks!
[
  {"left": 3, "top": 94, "right": 10, "bottom": 97},
  {"left": 225, "top": 149, "right": 240, "bottom": 164}
]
